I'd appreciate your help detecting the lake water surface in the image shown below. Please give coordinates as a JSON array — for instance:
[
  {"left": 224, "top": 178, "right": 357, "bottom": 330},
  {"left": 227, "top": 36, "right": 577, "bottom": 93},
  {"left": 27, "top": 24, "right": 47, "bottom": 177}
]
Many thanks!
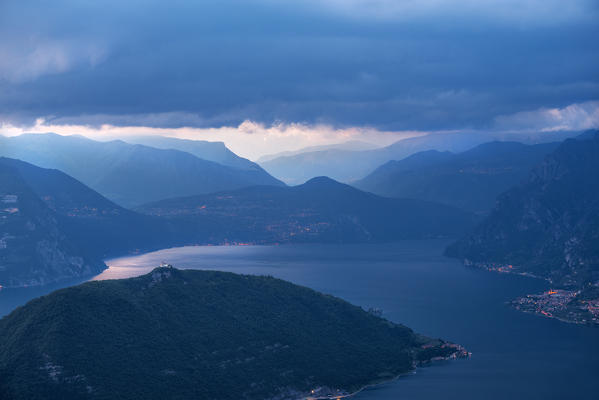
[{"left": 1, "top": 240, "right": 598, "bottom": 399}]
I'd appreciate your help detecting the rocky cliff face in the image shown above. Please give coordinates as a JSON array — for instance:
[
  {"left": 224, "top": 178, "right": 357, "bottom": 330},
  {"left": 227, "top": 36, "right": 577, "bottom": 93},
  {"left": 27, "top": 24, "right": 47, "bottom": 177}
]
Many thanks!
[
  {"left": 0, "top": 164, "right": 105, "bottom": 288},
  {"left": 446, "top": 131, "right": 599, "bottom": 287}
]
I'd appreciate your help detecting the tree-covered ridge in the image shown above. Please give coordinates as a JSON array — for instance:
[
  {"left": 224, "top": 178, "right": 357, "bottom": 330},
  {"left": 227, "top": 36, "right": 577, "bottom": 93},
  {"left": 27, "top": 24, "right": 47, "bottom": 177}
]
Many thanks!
[
  {"left": 0, "top": 267, "right": 464, "bottom": 400},
  {"left": 136, "top": 176, "right": 479, "bottom": 244}
]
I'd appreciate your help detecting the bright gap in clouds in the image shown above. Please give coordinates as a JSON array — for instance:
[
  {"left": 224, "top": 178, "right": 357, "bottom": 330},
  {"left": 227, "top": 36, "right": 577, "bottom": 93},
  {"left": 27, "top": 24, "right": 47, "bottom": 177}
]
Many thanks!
[
  {"left": 0, "top": 119, "right": 424, "bottom": 161},
  {"left": 1, "top": 101, "right": 597, "bottom": 160}
]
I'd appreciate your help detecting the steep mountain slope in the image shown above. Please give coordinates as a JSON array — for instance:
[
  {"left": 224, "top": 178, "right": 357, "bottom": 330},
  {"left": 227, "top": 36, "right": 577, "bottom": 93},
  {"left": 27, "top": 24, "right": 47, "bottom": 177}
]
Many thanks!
[
  {"left": 0, "top": 267, "right": 466, "bottom": 400},
  {"left": 355, "top": 142, "right": 559, "bottom": 213},
  {"left": 446, "top": 132, "right": 599, "bottom": 287},
  {"left": 259, "top": 131, "right": 581, "bottom": 185},
  {"left": 137, "top": 176, "right": 479, "bottom": 244},
  {"left": 120, "top": 135, "right": 259, "bottom": 170},
  {"left": 0, "top": 158, "right": 174, "bottom": 259},
  {"left": 0, "top": 164, "right": 105, "bottom": 287},
  {"left": 0, "top": 133, "right": 284, "bottom": 207}
]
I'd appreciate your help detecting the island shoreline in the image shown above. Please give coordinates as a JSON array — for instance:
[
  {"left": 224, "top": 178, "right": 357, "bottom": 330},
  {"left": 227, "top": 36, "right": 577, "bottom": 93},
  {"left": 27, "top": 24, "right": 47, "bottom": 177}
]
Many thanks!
[{"left": 294, "top": 344, "right": 471, "bottom": 400}]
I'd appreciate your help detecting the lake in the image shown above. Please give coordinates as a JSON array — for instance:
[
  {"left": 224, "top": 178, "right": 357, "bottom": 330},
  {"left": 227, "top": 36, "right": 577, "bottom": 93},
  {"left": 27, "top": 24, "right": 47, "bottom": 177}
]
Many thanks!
[{"left": 1, "top": 240, "right": 598, "bottom": 399}]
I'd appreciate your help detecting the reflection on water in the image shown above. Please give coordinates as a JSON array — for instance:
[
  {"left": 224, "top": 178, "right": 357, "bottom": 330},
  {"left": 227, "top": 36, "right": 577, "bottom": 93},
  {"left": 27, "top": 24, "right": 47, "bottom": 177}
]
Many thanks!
[{"left": 2, "top": 240, "right": 599, "bottom": 399}]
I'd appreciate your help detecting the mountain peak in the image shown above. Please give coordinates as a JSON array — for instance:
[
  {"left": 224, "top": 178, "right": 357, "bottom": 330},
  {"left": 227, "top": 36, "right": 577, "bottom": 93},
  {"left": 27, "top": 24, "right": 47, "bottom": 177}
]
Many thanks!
[
  {"left": 147, "top": 266, "right": 179, "bottom": 287},
  {"left": 302, "top": 176, "right": 341, "bottom": 186}
]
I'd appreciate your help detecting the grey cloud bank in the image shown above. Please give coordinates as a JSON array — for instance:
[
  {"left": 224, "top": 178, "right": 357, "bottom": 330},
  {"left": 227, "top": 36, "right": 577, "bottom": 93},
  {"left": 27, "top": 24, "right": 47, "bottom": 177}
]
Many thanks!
[{"left": 0, "top": 0, "right": 597, "bottom": 132}]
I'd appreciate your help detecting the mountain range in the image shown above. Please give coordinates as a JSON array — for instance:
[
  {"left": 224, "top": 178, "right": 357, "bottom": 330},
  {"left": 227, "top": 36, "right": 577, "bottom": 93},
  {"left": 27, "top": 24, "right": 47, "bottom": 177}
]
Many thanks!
[
  {"left": 137, "top": 176, "right": 479, "bottom": 244},
  {"left": 0, "top": 267, "right": 466, "bottom": 400},
  {"left": 0, "top": 157, "right": 479, "bottom": 287},
  {"left": 0, "top": 133, "right": 284, "bottom": 207},
  {"left": 446, "top": 131, "right": 599, "bottom": 287},
  {"left": 118, "top": 135, "right": 259, "bottom": 170},
  {"left": 0, "top": 158, "right": 176, "bottom": 260},
  {"left": 355, "top": 141, "right": 560, "bottom": 213},
  {"left": 259, "top": 131, "right": 582, "bottom": 185},
  {"left": 257, "top": 140, "right": 381, "bottom": 163}
]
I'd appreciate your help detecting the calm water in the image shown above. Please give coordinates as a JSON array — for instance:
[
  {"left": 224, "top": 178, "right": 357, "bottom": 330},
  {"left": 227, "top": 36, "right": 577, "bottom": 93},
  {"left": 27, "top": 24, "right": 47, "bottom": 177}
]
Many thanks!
[{"left": 1, "top": 240, "right": 598, "bottom": 399}]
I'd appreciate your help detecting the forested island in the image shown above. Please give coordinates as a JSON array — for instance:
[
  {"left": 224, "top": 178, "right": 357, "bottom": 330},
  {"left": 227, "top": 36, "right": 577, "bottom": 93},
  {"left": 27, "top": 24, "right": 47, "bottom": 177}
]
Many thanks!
[{"left": 0, "top": 267, "right": 468, "bottom": 400}]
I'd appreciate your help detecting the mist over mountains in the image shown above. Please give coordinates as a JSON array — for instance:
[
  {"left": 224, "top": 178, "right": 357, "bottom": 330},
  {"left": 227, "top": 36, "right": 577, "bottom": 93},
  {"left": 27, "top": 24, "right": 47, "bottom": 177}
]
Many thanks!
[
  {"left": 0, "top": 130, "right": 492, "bottom": 287},
  {"left": 0, "top": 133, "right": 284, "bottom": 207},
  {"left": 259, "top": 131, "right": 582, "bottom": 185},
  {"left": 257, "top": 140, "right": 381, "bottom": 163},
  {"left": 1, "top": 129, "right": 598, "bottom": 326},
  {"left": 355, "top": 141, "right": 560, "bottom": 213},
  {"left": 118, "top": 135, "right": 261, "bottom": 170},
  {"left": 1, "top": 127, "right": 598, "bottom": 400},
  {"left": 1, "top": 0, "right": 598, "bottom": 397}
]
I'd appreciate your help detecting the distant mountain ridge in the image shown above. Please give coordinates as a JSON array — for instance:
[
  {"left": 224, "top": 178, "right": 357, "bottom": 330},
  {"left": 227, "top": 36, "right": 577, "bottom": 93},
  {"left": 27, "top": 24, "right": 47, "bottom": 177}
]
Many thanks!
[
  {"left": 0, "top": 133, "right": 284, "bottom": 207},
  {"left": 137, "top": 176, "right": 480, "bottom": 244},
  {"left": 259, "top": 131, "right": 582, "bottom": 185},
  {"left": 119, "top": 135, "right": 260, "bottom": 170},
  {"left": 446, "top": 131, "right": 599, "bottom": 287},
  {"left": 355, "top": 141, "right": 560, "bottom": 213},
  {"left": 0, "top": 157, "right": 479, "bottom": 287},
  {"left": 257, "top": 140, "right": 381, "bottom": 163}
]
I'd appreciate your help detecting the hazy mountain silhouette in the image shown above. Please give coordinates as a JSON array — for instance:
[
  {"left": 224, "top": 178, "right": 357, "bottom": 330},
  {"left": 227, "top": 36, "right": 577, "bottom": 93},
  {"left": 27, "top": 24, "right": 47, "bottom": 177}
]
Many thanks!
[
  {"left": 355, "top": 141, "right": 560, "bottom": 213},
  {"left": 257, "top": 140, "right": 381, "bottom": 163},
  {"left": 259, "top": 131, "right": 581, "bottom": 185},
  {"left": 0, "top": 133, "right": 284, "bottom": 207},
  {"left": 447, "top": 131, "right": 599, "bottom": 287},
  {"left": 120, "top": 135, "right": 260, "bottom": 170}
]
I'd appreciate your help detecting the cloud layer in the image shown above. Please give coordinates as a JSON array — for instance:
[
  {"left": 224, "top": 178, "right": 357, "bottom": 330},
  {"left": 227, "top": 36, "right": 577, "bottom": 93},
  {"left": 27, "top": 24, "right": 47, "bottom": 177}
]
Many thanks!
[
  {"left": 2, "top": 101, "right": 597, "bottom": 160},
  {"left": 494, "top": 101, "right": 599, "bottom": 132},
  {"left": 0, "top": 118, "right": 421, "bottom": 160},
  {"left": 0, "top": 0, "right": 597, "bottom": 132}
]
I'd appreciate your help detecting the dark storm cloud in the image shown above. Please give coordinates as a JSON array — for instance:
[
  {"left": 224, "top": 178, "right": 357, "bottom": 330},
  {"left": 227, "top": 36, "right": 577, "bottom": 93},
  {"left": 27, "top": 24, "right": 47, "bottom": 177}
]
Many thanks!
[{"left": 1, "top": 0, "right": 598, "bottom": 130}]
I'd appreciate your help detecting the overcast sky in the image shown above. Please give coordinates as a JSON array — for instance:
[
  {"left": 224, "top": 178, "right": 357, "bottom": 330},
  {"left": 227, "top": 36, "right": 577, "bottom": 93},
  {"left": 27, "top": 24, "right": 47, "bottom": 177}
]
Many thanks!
[{"left": 1, "top": 0, "right": 598, "bottom": 158}]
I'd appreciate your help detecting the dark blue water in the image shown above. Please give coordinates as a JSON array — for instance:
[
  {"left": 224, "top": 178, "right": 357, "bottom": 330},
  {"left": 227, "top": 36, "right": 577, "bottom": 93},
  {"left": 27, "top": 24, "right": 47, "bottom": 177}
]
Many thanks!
[{"left": 1, "top": 240, "right": 598, "bottom": 399}]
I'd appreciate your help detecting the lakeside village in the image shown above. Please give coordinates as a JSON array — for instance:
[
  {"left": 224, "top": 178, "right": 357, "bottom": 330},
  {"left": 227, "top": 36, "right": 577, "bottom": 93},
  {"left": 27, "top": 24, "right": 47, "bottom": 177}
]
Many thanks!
[
  {"left": 466, "top": 261, "right": 599, "bottom": 326},
  {"left": 511, "top": 287, "right": 599, "bottom": 326}
]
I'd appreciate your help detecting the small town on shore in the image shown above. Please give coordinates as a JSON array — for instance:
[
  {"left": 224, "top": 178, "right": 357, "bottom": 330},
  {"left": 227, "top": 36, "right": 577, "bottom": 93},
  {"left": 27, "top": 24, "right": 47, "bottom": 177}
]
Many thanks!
[
  {"left": 468, "top": 262, "right": 599, "bottom": 326},
  {"left": 511, "top": 288, "right": 599, "bottom": 326}
]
